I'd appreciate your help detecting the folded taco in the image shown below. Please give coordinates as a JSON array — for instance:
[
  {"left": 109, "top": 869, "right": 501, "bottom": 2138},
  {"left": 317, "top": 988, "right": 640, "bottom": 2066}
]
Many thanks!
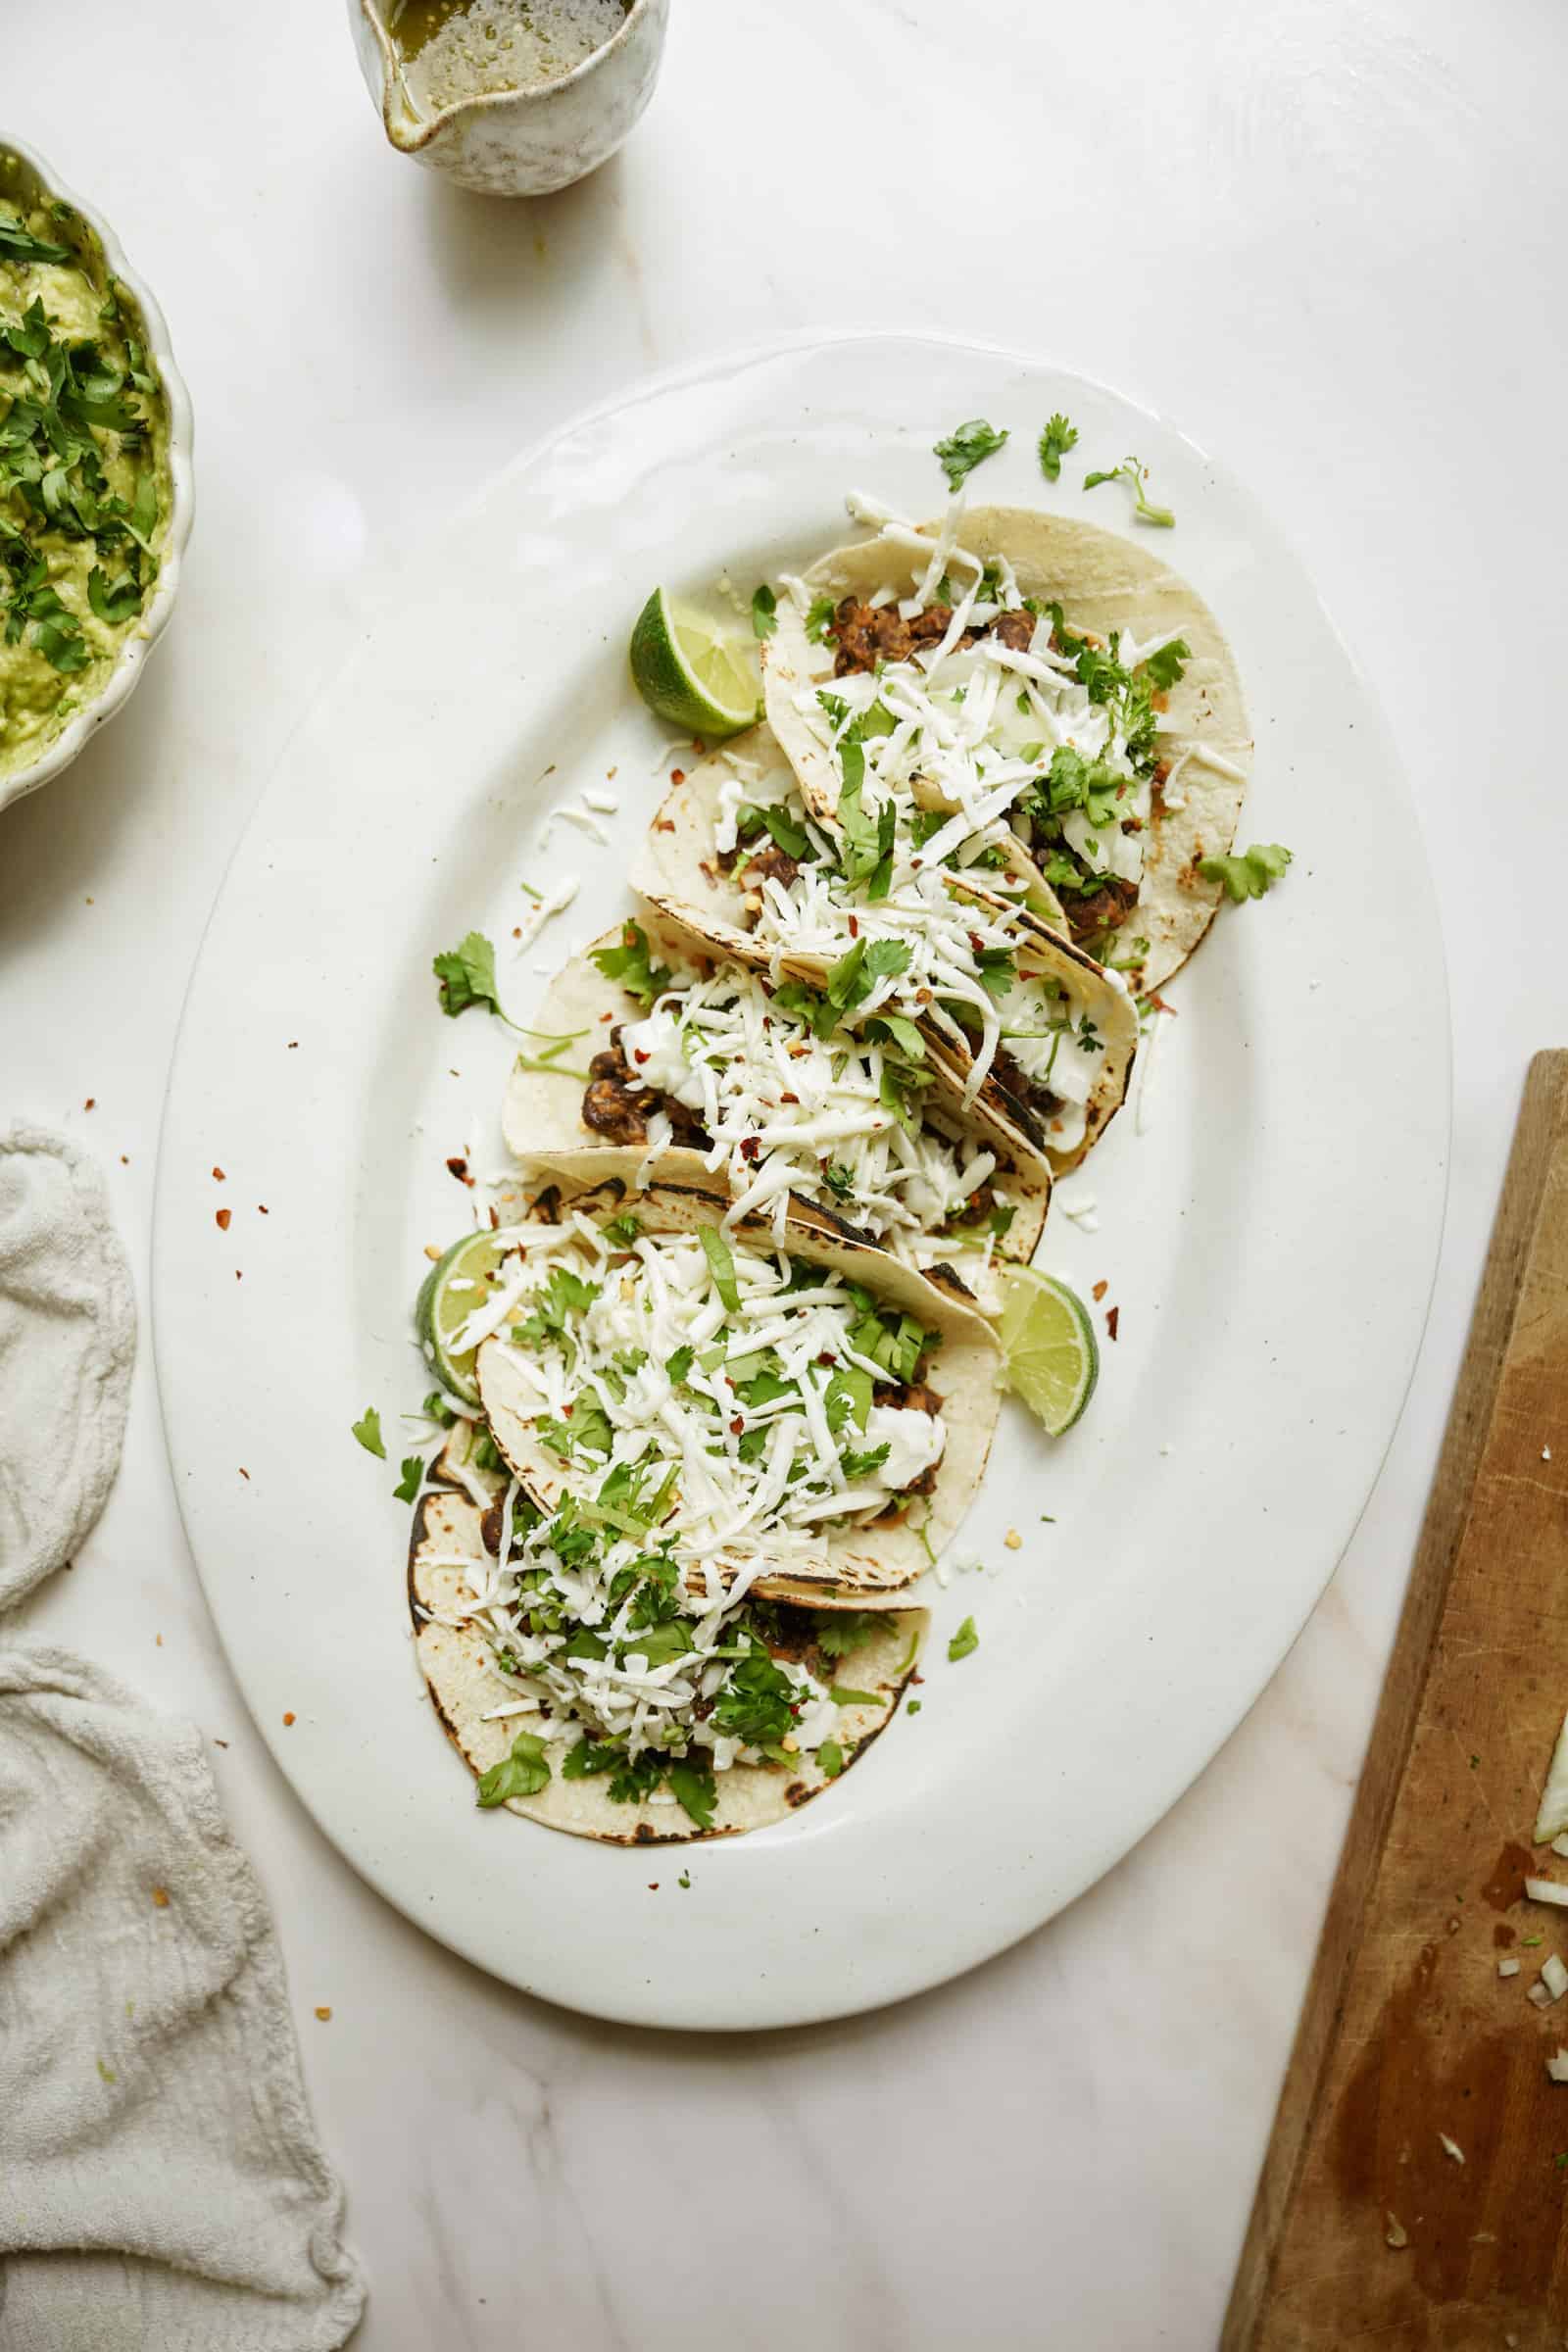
[
  {"left": 632, "top": 738, "right": 1139, "bottom": 1177},
  {"left": 411, "top": 1482, "right": 925, "bottom": 1843},
  {"left": 505, "top": 909, "right": 1048, "bottom": 1302},
  {"left": 760, "top": 498, "right": 1251, "bottom": 991},
  {"left": 442, "top": 1178, "right": 999, "bottom": 1609}
]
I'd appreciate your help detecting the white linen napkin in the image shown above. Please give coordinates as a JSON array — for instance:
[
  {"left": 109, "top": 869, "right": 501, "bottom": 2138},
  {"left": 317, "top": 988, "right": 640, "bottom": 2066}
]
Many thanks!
[{"left": 0, "top": 1126, "right": 365, "bottom": 2350}]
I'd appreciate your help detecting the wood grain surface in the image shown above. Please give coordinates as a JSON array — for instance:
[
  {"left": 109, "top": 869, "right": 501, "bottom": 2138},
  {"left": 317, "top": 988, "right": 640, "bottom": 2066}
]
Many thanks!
[{"left": 1225, "top": 1051, "right": 1568, "bottom": 2350}]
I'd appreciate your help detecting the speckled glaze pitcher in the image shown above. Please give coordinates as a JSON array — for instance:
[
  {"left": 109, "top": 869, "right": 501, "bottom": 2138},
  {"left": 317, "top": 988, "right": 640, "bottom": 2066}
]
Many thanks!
[{"left": 348, "top": 0, "right": 669, "bottom": 196}]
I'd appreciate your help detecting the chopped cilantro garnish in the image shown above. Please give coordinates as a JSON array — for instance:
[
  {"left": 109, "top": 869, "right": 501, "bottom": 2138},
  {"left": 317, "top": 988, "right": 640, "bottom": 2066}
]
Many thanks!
[
  {"left": 667, "top": 1758, "right": 717, "bottom": 1828},
  {"left": 947, "top": 1616, "right": 979, "bottom": 1663},
  {"left": 1083, "top": 455, "right": 1175, "bottom": 528},
  {"left": 665, "top": 1343, "right": 696, "bottom": 1385},
  {"left": 1143, "top": 637, "right": 1190, "bottom": 691},
  {"left": 590, "top": 919, "right": 673, "bottom": 1008},
  {"left": 813, "top": 1612, "right": 879, "bottom": 1658},
  {"left": 906, "top": 1698, "right": 922, "bottom": 1715},
  {"left": 476, "top": 1730, "right": 552, "bottom": 1806},
  {"left": 1200, "top": 844, "right": 1293, "bottom": 902},
  {"left": 423, "top": 1389, "right": 457, "bottom": 1428},
  {"left": 432, "top": 930, "right": 501, "bottom": 1018},
  {"left": 603, "top": 1212, "right": 643, "bottom": 1249},
  {"left": 829, "top": 1686, "right": 880, "bottom": 1707},
  {"left": 740, "top": 801, "right": 809, "bottom": 859},
  {"left": 0, "top": 212, "right": 71, "bottom": 266},
  {"left": 1037, "top": 413, "right": 1078, "bottom": 482},
  {"left": 393, "top": 1455, "right": 423, "bottom": 1502},
  {"left": 751, "top": 583, "right": 777, "bottom": 638},
  {"left": 816, "top": 1739, "right": 846, "bottom": 1779},
  {"left": 351, "top": 1405, "right": 385, "bottom": 1459},
  {"left": 805, "top": 595, "right": 836, "bottom": 643},
  {"left": 933, "top": 416, "right": 1009, "bottom": 491}
]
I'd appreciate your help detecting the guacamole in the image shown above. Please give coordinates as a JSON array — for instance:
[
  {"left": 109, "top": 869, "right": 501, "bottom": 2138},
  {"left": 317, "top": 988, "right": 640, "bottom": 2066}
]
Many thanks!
[{"left": 0, "top": 179, "right": 171, "bottom": 780}]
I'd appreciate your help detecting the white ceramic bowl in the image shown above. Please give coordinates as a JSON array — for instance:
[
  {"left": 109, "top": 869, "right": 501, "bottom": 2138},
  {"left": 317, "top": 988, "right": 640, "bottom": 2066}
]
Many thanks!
[
  {"left": 0, "top": 136, "right": 193, "bottom": 817},
  {"left": 349, "top": 0, "right": 669, "bottom": 197}
]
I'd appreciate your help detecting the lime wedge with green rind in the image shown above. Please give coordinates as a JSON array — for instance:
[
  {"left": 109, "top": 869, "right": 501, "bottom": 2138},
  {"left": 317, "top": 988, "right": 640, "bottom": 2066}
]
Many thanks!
[
  {"left": 994, "top": 1264, "right": 1100, "bottom": 1435},
  {"left": 416, "top": 1229, "right": 512, "bottom": 1405},
  {"left": 629, "top": 586, "right": 762, "bottom": 741}
]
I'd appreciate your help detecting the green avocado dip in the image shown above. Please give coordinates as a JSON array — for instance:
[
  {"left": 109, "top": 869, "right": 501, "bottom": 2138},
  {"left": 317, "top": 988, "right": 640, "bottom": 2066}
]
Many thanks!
[{"left": 0, "top": 175, "right": 171, "bottom": 781}]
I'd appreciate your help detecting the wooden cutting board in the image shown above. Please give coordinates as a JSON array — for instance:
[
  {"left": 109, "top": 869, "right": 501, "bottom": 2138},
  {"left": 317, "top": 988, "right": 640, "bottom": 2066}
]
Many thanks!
[{"left": 1224, "top": 1051, "right": 1568, "bottom": 2351}]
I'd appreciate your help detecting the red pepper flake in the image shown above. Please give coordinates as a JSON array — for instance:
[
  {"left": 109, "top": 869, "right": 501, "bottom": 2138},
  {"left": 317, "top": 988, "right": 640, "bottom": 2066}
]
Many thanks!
[
  {"left": 1105, "top": 1305, "right": 1120, "bottom": 1342},
  {"left": 214, "top": 1738, "right": 228, "bottom": 1748},
  {"left": 656, "top": 817, "right": 675, "bottom": 834},
  {"left": 282, "top": 1711, "right": 296, "bottom": 1727},
  {"left": 215, "top": 1208, "right": 231, "bottom": 1230},
  {"left": 670, "top": 767, "right": 686, "bottom": 786},
  {"left": 83, "top": 1098, "right": 96, "bottom": 1111},
  {"left": 238, "top": 1467, "right": 250, "bottom": 1480},
  {"left": 968, "top": 932, "right": 986, "bottom": 955},
  {"left": 730, "top": 1416, "right": 745, "bottom": 1436},
  {"left": 817, "top": 1350, "right": 835, "bottom": 1367},
  {"left": 287, "top": 1041, "right": 299, "bottom": 1050},
  {"left": 739, "top": 1137, "right": 760, "bottom": 1162},
  {"left": 488, "top": 1204, "right": 500, "bottom": 1229},
  {"left": 1092, "top": 1279, "right": 1108, "bottom": 1302},
  {"left": 512, "top": 926, "right": 522, "bottom": 939},
  {"left": 212, "top": 1166, "right": 225, "bottom": 1182},
  {"left": 258, "top": 1204, "right": 269, "bottom": 1215},
  {"left": 779, "top": 1091, "right": 798, "bottom": 1103},
  {"left": 120, "top": 1154, "right": 128, "bottom": 1165},
  {"left": 600, "top": 1009, "right": 613, "bottom": 1022},
  {"left": 561, "top": 1403, "right": 574, "bottom": 1420},
  {"left": 151, "top": 1886, "right": 170, "bottom": 1908},
  {"left": 446, "top": 1155, "right": 472, "bottom": 1185},
  {"left": 235, "top": 1270, "right": 242, "bottom": 1281},
  {"left": 648, "top": 1883, "right": 660, "bottom": 1891},
  {"left": 633, "top": 1050, "right": 650, "bottom": 1065},
  {"left": 849, "top": 915, "right": 859, "bottom": 937}
]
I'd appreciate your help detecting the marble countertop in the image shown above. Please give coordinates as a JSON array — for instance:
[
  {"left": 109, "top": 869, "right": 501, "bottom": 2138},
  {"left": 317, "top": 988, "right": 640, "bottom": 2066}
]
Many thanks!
[{"left": 5, "top": 1, "right": 1563, "bottom": 2341}]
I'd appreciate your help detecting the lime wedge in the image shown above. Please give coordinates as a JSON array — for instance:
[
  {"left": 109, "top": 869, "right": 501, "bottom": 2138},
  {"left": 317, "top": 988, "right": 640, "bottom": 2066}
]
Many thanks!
[
  {"left": 629, "top": 586, "right": 762, "bottom": 741},
  {"left": 994, "top": 1264, "right": 1099, "bottom": 1435},
  {"left": 416, "top": 1229, "right": 511, "bottom": 1405}
]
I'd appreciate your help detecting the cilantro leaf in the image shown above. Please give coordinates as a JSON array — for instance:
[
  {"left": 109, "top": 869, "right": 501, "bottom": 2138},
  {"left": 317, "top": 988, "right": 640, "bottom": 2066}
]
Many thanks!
[
  {"left": 0, "top": 212, "right": 71, "bottom": 267},
  {"left": 698, "top": 1225, "right": 741, "bottom": 1312},
  {"left": 665, "top": 1343, "right": 696, "bottom": 1385},
  {"left": 1199, "top": 843, "right": 1294, "bottom": 903},
  {"left": 740, "top": 801, "right": 808, "bottom": 859},
  {"left": 1083, "top": 455, "right": 1175, "bottom": 528},
  {"left": 590, "top": 920, "right": 672, "bottom": 1010},
  {"left": 813, "top": 1611, "right": 879, "bottom": 1658},
  {"left": 829, "top": 1686, "right": 880, "bottom": 1707},
  {"left": 433, "top": 930, "right": 501, "bottom": 1018},
  {"left": 667, "top": 1758, "right": 717, "bottom": 1829},
  {"left": 948, "top": 1616, "right": 979, "bottom": 1663},
  {"left": 475, "top": 1730, "right": 552, "bottom": 1807},
  {"left": 1037, "top": 413, "right": 1078, "bottom": 483},
  {"left": 805, "top": 595, "right": 836, "bottom": 644},
  {"left": 751, "top": 583, "right": 777, "bottom": 639},
  {"left": 933, "top": 417, "right": 1009, "bottom": 492},
  {"left": 816, "top": 1739, "right": 846, "bottom": 1779},
  {"left": 1143, "top": 637, "right": 1191, "bottom": 691},
  {"left": 351, "top": 1406, "right": 385, "bottom": 1459},
  {"left": 393, "top": 1455, "right": 423, "bottom": 1502},
  {"left": 710, "top": 1637, "right": 798, "bottom": 1748},
  {"left": 603, "top": 1212, "right": 643, "bottom": 1249}
]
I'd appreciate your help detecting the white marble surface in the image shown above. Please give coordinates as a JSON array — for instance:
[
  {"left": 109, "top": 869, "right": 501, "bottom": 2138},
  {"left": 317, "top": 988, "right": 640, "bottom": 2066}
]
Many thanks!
[{"left": 4, "top": 1, "right": 1564, "bottom": 2341}]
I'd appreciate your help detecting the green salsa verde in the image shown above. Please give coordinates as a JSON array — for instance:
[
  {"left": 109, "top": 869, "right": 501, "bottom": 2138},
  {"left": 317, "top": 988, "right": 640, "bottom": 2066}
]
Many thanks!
[{"left": 0, "top": 178, "right": 171, "bottom": 780}]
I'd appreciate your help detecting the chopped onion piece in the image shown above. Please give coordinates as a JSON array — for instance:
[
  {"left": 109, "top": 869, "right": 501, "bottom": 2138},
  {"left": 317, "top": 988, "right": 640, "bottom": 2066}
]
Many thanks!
[
  {"left": 1545, "top": 1954, "right": 1568, "bottom": 2000},
  {"left": 1535, "top": 1710, "right": 1568, "bottom": 1843},
  {"left": 1497, "top": 1958, "right": 1520, "bottom": 1978},
  {"left": 1439, "top": 2133, "right": 1465, "bottom": 2164},
  {"left": 1530, "top": 1983, "right": 1553, "bottom": 2008},
  {"left": 1548, "top": 2048, "right": 1568, "bottom": 2083},
  {"left": 1385, "top": 2213, "right": 1408, "bottom": 2250},
  {"left": 1526, "top": 1876, "right": 1568, "bottom": 1908}
]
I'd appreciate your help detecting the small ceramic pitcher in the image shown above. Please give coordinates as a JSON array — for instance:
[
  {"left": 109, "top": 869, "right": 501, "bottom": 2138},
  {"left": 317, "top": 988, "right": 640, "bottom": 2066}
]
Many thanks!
[{"left": 348, "top": 0, "right": 669, "bottom": 196}]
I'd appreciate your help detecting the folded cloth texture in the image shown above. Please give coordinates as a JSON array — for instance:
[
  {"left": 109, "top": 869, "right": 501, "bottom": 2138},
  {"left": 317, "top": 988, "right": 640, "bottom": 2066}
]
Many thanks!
[{"left": 0, "top": 1127, "right": 365, "bottom": 2350}]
